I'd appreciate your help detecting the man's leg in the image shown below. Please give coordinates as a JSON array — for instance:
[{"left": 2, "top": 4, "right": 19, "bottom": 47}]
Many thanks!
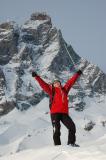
[
  {"left": 51, "top": 114, "right": 61, "bottom": 145},
  {"left": 61, "top": 114, "right": 76, "bottom": 145}
]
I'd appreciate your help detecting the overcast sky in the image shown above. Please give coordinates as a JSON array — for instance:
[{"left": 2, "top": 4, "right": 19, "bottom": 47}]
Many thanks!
[{"left": 0, "top": 0, "right": 106, "bottom": 73}]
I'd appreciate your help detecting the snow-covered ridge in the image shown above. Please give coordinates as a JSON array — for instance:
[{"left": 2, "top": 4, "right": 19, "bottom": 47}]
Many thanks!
[{"left": 0, "top": 97, "right": 106, "bottom": 159}]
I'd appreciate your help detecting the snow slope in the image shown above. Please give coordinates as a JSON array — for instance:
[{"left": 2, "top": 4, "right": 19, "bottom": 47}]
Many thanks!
[{"left": 0, "top": 96, "right": 106, "bottom": 159}]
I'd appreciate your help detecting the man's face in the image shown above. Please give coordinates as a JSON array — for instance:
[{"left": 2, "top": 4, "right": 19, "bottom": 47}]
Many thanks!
[{"left": 53, "top": 81, "right": 61, "bottom": 87}]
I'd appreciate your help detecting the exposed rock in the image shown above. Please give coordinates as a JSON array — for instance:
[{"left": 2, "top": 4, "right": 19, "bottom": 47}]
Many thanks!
[
  {"left": 101, "top": 121, "right": 106, "bottom": 127},
  {"left": 0, "top": 21, "right": 19, "bottom": 65},
  {"left": 0, "top": 101, "right": 16, "bottom": 116},
  {"left": 30, "top": 12, "right": 51, "bottom": 23},
  {"left": 84, "top": 121, "right": 95, "bottom": 131},
  {"left": 0, "top": 68, "right": 6, "bottom": 100}
]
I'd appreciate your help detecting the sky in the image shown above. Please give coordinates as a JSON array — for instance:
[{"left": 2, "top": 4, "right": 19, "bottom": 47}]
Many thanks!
[{"left": 0, "top": 0, "right": 106, "bottom": 73}]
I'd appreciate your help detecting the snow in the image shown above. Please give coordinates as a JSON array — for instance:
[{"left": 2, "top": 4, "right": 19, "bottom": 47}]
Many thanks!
[
  {"left": 92, "top": 71, "right": 102, "bottom": 86},
  {"left": 17, "top": 42, "right": 27, "bottom": 57},
  {"left": 0, "top": 29, "right": 13, "bottom": 42},
  {"left": 2, "top": 63, "right": 18, "bottom": 100},
  {"left": 37, "top": 40, "right": 60, "bottom": 73},
  {"left": 22, "top": 20, "right": 48, "bottom": 30},
  {"left": 0, "top": 96, "right": 106, "bottom": 159},
  {"left": 0, "top": 30, "right": 11, "bottom": 36}
]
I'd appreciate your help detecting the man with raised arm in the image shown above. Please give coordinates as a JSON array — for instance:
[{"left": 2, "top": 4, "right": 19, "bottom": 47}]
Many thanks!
[{"left": 32, "top": 70, "right": 82, "bottom": 147}]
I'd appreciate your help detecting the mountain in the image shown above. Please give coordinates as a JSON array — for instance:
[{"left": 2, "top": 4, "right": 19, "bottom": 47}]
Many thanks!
[
  {"left": 0, "top": 12, "right": 106, "bottom": 160},
  {"left": 0, "top": 12, "right": 106, "bottom": 115}
]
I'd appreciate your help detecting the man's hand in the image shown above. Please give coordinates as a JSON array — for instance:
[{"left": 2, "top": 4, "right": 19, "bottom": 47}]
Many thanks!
[
  {"left": 77, "top": 70, "right": 83, "bottom": 75},
  {"left": 32, "top": 71, "right": 38, "bottom": 77}
]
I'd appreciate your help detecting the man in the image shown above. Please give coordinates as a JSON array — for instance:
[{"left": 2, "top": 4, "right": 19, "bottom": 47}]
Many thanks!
[{"left": 32, "top": 70, "right": 82, "bottom": 147}]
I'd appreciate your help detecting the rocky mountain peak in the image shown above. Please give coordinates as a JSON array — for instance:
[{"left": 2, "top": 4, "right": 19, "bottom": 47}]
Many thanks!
[
  {"left": 30, "top": 12, "right": 51, "bottom": 22},
  {"left": 20, "top": 12, "right": 52, "bottom": 46},
  {"left": 0, "top": 21, "right": 16, "bottom": 30}
]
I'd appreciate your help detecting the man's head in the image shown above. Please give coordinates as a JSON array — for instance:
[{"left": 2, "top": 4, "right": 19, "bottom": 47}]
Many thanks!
[{"left": 53, "top": 80, "right": 61, "bottom": 87}]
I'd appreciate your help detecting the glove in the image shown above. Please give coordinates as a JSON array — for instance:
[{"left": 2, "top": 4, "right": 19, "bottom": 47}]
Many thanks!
[
  {"left": 77, "top": 70, "right": 83, "bottom": 75},
  {"left": 32, "top": 71, "right": 38, "bottom": 77}
]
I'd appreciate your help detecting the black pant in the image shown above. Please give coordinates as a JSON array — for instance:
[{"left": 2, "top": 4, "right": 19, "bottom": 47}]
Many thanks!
[{"left": 51, "top": 113, "right": 76, "bottom": 145}]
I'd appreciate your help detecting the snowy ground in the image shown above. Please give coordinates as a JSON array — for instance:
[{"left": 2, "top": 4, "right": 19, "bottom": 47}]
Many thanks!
[{"left": 0, "top": 97, "right": 106, "bottom": 160}]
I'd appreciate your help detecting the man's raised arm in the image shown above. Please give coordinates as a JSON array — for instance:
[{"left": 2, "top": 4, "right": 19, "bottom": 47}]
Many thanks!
[
  {"left": 63, "top": 70, "right": 82, "bottom": 93},
  {"left": 32, "top": 71, "right": 52, "bottom": 95}
]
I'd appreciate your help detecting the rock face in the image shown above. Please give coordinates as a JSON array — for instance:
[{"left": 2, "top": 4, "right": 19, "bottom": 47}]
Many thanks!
[
  {"left": 0, "top": 21, "right": 19, "bottom": 65},
  {"left": 0, "top": 12, "right": 106, "bottom": 115},
  {"left": 0, "top": 68, "right": 5, "bottom": 100}
]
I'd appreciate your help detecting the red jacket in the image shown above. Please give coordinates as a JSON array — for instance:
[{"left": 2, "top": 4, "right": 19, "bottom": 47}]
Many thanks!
[{"left": 35, "top": 72, "right": 81, "bottom": 114}]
